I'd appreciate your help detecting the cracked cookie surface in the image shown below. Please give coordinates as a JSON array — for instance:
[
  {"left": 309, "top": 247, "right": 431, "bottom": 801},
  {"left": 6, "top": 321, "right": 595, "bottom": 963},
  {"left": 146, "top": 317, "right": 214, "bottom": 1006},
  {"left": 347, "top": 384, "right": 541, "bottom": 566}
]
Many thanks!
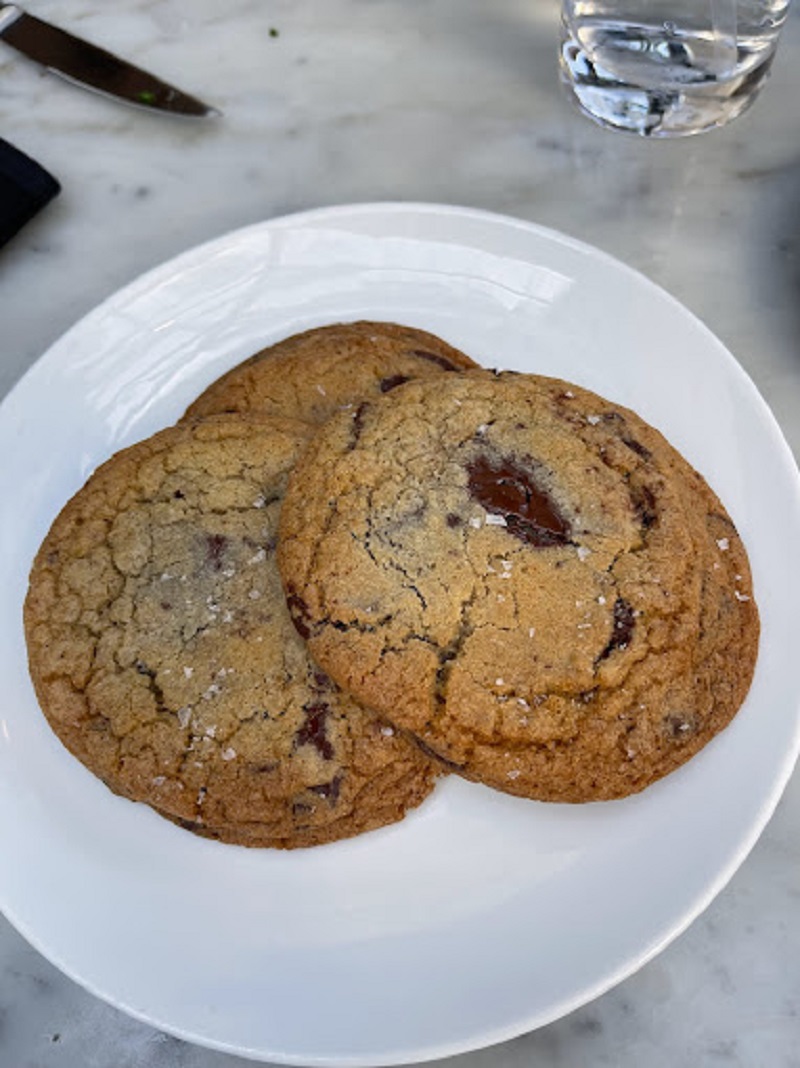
[
  {"left": 181, "top": 320, "right": 478, "bottom": 427},
  {"left": 278, "top": 371, "right": 759, "bottom": 802},
  {"left": 24, "top": 415, "right": 438, "bottom": 847}
]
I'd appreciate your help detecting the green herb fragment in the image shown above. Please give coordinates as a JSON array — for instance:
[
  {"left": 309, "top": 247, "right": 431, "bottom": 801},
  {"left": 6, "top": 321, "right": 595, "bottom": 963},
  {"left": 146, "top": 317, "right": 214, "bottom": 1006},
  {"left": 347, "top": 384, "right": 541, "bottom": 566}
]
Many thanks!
[
  {"left": 137, "top": 89, "right": 158, "bottom": 105},
  {"left": 269, "top": 27, "right": 279, "bottom": 37}
]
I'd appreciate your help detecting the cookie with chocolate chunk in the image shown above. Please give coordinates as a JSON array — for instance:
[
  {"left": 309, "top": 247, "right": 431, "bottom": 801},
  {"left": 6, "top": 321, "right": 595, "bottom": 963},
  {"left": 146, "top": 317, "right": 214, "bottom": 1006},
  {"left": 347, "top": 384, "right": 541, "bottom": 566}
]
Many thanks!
[
  {"left": 24, "top": 415, "right": 438, "bottom": 847},
  {"left": 181, "top": 320, "right": 478, "bottom": 426},
  {"left": 277, "top": 371, "right": 759, "bottom": 802}
]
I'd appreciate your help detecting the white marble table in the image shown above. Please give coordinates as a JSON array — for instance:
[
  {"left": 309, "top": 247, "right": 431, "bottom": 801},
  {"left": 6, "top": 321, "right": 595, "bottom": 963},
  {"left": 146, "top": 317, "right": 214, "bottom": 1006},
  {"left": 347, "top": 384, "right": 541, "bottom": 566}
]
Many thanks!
[{"left": 2, "top": 1, "right": 799, "bottom": 1065}]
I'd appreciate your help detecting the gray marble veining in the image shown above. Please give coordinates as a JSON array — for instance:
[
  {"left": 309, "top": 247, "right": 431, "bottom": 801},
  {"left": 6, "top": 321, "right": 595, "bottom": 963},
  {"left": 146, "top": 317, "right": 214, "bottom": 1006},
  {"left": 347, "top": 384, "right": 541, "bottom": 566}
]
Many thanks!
[{"left": 1, "top": 1, "right": 799, "bottom": 1065}]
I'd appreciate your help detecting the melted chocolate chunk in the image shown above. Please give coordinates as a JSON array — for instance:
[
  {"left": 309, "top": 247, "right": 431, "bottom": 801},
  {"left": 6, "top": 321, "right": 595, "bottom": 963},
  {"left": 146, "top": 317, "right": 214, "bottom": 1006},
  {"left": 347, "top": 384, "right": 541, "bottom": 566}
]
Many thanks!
[
  {"left": 380, "top": 374, "right": 411, "bottom": 393},
  {"left": 295, "top": 704, "right": 334, "bottom": 760},
  {"left": 410, "top": 349, "right": 460, "bottom": 372},
  {"left": 286, "top": 590, "right": 312, "bottom": 639},
  {"left": 598, "top": 598, "right": 636, "bottom": 661},
  {"left": 204, "top": 534, "right": 228, "bottom": 571},
  {"left": 466, "top": 455, "right": 571, "bottom": 547},
  {"left": 308, "top": 774, "right": 343, "bottom": 803}
]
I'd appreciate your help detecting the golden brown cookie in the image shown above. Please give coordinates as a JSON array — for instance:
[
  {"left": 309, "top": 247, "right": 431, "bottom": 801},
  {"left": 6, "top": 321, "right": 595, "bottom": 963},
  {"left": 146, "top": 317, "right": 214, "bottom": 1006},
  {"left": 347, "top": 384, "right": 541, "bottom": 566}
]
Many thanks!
[
  {"left": 24, "top": 415, "right": 438, "bottom": 847},
  {"left": 181, "top": 320, "right": 478, "bottom": 426},
  {"left": 277, "top": 371, "right": 759, "bottom": 802}
]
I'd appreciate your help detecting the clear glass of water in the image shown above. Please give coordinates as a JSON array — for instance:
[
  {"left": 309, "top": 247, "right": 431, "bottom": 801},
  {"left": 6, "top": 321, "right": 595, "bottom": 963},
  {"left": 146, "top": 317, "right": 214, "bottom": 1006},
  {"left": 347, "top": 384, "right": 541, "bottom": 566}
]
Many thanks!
[{"left": 559, "top": 0, "right": 792, "bottom": 136}]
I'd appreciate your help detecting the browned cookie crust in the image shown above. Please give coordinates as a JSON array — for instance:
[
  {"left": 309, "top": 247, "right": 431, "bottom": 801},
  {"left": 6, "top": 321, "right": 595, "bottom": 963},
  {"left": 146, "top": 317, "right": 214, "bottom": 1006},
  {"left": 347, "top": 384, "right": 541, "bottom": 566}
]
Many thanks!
[
  {"left": 24, "top": 415, "right": 438, "bottom": 847},
  {"left": 278, "top": 371, "right": 759, "bottom": 802},
  {"left": 181, "top": 320, "right": 478, "bottom": 427}
]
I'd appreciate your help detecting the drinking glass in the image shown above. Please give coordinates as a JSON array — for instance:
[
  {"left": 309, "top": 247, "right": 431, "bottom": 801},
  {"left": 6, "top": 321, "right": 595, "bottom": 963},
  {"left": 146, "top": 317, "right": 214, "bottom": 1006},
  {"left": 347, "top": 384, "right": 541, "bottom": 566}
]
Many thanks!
[{"left": 559, "top": 0, "right": 793, "bottom": 136}]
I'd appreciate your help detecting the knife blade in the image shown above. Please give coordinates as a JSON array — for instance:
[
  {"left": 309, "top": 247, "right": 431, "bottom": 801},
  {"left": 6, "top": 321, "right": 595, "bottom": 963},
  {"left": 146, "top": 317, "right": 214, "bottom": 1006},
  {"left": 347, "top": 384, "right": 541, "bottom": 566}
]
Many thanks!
[{"left": 0, "top": 4, "right": 219, "bottom": 117}]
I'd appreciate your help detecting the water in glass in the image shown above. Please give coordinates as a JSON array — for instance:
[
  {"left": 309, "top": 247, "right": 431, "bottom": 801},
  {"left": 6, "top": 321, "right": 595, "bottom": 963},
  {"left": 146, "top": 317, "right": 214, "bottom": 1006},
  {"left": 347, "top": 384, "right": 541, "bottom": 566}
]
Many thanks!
[{"left": 560, "top": 0, "right": 792, "bottom": 135}]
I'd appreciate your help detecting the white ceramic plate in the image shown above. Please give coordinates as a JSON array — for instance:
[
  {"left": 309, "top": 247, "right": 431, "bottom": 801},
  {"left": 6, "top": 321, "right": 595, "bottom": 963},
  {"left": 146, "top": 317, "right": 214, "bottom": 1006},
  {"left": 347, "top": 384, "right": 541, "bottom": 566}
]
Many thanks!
[{"left": 1, "top": 203, "right": 799, "bottom": 1066}]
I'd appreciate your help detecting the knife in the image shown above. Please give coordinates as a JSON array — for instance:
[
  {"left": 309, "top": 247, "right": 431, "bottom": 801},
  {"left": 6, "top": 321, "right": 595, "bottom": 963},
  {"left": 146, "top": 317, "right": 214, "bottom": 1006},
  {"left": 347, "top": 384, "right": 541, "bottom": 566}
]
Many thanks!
[{"left": 0, "top": 4, "right": 219, "bottom": 117}]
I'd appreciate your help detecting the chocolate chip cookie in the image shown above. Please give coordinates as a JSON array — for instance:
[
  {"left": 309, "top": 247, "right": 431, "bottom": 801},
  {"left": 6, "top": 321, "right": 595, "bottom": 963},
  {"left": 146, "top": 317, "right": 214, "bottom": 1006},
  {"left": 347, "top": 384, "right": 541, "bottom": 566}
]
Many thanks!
[
  {"left": 181, "top": 320, "right": 478, "bottom": 427},
  {"left": 277, "top": 371, "right": 759, "bottom": 802},
  {"left": 24, "top": 415, "right": 438, "bottom": 847}
]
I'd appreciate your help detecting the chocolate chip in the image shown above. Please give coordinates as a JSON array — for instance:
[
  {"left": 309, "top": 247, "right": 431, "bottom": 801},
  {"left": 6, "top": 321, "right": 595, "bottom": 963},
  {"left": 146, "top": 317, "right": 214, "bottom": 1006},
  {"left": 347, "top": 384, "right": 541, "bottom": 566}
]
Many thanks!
[
  {"left": 630, "top": 483, "right": 658, "bottom": 529},
  {"left": 446, "top": 513, "right": 463, "bottom": 528},
  {"left": 380, "top": 374, "right": 411, "bottom": 393},
  {"left": 622, "top": 436, "right": 652, "bottom": 461},
  {"left": 466, "top": 455, "right": 572, "bottom": 547},
  {"left": 173, "top": 489, "right": 185, "bottom": 499},
  {"left": 295, "top": 704, "right": 334, "bottom": 760},
  {"left": 597, "top": 598, "right": 636, "bottom": 661},
  {"left": 204, "top": 533, "right": 228, "bottom": 571},
  {"left": 410, "top": 349, "right": 460, "bottom": 372},
  {"left": 308, "top": 774, "right": 343, "bottom": 803}
]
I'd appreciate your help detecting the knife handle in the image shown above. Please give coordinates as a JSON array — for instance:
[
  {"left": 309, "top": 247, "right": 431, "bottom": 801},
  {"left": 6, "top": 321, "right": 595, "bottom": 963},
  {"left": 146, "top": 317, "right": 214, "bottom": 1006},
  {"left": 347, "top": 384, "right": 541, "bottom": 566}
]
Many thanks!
[{"left": 0, "top": 138, "right": 60, "bottom": 249}]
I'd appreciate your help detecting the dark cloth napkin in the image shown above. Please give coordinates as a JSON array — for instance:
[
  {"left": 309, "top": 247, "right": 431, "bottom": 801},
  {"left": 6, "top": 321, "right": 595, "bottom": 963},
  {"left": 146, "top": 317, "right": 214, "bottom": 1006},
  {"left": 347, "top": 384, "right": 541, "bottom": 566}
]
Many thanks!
[{"left": 0, "top": 138, "right": 60, "bottom": 248}]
